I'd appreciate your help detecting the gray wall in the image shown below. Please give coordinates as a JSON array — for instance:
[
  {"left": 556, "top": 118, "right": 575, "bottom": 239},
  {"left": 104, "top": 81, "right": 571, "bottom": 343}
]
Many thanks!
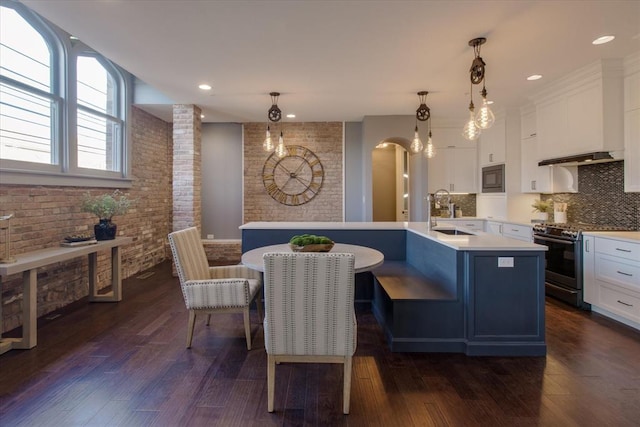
[
  {"left": 345, "top": 121, "right": 364, "bottom": 221},
  {"left": 201, "top": 123, "right": 243, "bottom": 239}
]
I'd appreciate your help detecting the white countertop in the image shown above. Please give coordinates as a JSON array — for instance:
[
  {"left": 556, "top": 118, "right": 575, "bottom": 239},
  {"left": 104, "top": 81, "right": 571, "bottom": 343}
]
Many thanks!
[
  {"left": 582, "top": 231, "right": 640, "bottom": 243},
  {"left": 241, "top": 221, "right": 545, "bottom": 251}
]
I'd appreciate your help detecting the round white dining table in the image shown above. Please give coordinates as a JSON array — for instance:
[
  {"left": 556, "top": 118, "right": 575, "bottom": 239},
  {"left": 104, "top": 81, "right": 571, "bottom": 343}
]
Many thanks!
[{"left": 241, "top": 243, "right": 384, "bottom": 273}]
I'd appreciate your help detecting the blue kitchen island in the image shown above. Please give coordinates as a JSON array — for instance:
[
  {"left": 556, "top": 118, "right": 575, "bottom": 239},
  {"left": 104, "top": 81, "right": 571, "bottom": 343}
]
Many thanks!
[{"left": 241, "top": 221, "right": 547, "bottom": 357}]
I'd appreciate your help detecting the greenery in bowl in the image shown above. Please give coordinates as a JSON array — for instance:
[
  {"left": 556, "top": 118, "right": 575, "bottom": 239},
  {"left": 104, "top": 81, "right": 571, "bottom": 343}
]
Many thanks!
[
  {"left": 81, "top": 190, "right": 132, "bottom": 220},
  {"left": 289, "top": 234, "right": 335, "bottom": 252},
  {"left": 531, "top": 198, "right": 553, "bottom": 213}
]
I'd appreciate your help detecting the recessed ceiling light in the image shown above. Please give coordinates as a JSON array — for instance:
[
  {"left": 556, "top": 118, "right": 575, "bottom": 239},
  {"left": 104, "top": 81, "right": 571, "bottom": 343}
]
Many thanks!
[
  {"left": 592, "top": 35, "right": 615, "bottom": 45},
  {"left": 527, "top": 74, "right": 543, "bottom": 81},
  {"left": 286, "top": 114, "right": 296, "bottom": 118},
  {"left": 200, "top": 114, "right": 205, "bottom": 119},
  {"left": 198, "top": 84, "right": 212, "bottom": 91}
]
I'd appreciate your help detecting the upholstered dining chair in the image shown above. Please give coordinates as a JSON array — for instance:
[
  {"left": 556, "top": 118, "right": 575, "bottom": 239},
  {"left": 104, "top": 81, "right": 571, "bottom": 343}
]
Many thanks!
[
  {"left": 262, "top": 252, "right": 357, "bottom": 414},
  {"left": 168, "top": 227, "right": 262, "bottom": 350}
]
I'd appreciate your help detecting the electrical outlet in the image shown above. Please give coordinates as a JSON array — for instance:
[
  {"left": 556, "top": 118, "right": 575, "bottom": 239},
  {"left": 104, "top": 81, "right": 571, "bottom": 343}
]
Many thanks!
[
  {"left": 498, "top": 257, "right": 514, "bottom": 268},
  {"left": 207, "top": 234, "right": 214, "bottom": 240}
]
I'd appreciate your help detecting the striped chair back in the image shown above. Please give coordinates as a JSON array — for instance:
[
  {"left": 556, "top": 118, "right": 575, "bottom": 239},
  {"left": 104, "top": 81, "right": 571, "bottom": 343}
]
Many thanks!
[
  {"left": 263, "top": 252, "right": 356, "bottom": 357},
  {"left": 168, "top": 227, "right": 210, "bottom": 283}
]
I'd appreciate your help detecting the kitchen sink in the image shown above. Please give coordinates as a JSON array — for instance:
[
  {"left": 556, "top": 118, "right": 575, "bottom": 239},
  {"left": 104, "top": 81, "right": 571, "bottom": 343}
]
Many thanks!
[{"left": 435, "top": 229, "right": 474, "bottom": 236}]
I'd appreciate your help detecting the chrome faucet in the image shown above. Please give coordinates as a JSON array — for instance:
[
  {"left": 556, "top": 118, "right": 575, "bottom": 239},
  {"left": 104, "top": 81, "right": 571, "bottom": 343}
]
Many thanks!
[
  {"left": 425, "top": 194, "right": 437, "bottom": 230},
  {"left": 433, "top": 188, "right": 452, "bottom": 218}
]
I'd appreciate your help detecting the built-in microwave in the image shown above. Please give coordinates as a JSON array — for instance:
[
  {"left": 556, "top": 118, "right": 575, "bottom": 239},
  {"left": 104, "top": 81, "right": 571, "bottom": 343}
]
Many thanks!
[{"left": 481, "top": 164, "right": 505, "bottom": 193}]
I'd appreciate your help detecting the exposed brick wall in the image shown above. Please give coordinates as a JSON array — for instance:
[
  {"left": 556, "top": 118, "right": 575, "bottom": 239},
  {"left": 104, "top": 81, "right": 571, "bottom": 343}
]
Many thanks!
[
  {"left": 172, "top": 104, "right": 201, "bottom": 232},
  {"left": 243, "top": 122, "right": 344, "bottom": 222},
  {"left": 0, "top": 107, "right": 173, "bottom": 333},
  {"left": 203, "top": 240, "right": 242, "bottom": 265}
]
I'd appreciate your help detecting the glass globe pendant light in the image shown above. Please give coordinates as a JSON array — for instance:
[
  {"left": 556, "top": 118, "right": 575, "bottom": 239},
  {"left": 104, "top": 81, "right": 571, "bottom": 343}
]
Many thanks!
[
  {"left": 462, "top": 102, "right": 481, "bottom": 141},
  {"left": 275, "top": 131, "right": 287, "bottom": 158},
  {"left": 263, "top": 125, "right": 274, "bottom": 151},
  {"left": 424, "top": 117, "right": 436, "bottom": 158},
  {"left": 474, "top": 85, "right": 495, "bottom": 129},
  {"left": 410, "top": 124, "right": 424, "bottom": 153}
]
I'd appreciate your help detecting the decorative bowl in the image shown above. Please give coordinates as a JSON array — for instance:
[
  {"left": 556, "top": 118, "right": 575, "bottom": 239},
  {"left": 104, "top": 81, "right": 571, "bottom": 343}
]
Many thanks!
[
  {"left": 64, "top": 234, "right": 95, "bottom": 242},
  {"left": 289, "top": 243, "right": 335, "bottom": 252}
]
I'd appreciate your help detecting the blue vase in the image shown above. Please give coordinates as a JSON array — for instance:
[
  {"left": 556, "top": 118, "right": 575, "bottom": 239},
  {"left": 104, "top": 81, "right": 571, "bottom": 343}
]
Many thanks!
[{"left": 94, "top": 219, "right": 116, "bottom": 240}]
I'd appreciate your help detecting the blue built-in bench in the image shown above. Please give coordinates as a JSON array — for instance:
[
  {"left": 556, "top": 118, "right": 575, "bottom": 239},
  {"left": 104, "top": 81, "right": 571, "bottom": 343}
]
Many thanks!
[
  {"left": 370, "top": 232, "right": 467, "bottom": 353},
  {"left": 241, "top": 222, "right": 547, "bottom": 356}
]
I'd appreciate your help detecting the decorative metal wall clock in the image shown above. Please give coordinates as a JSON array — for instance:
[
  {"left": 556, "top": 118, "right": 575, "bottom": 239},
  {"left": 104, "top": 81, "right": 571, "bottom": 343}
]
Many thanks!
[{"left": 262, "top": 145, "right": 324, "bottom": 206}]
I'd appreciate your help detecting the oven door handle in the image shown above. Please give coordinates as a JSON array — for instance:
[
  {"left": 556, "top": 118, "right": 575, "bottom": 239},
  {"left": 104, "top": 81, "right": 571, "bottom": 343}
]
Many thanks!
[{"left": 534, "top": 235, "right": 575, "bottom": 245}]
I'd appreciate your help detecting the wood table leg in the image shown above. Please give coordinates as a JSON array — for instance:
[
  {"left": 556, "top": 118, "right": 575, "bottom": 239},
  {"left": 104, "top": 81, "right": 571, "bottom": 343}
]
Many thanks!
[
  {"left": 12, "top": 269, "right": 37, "bottom": 349},
  {"left": 88, "top": 245, "right": 122, "bottom": 302},
  {"left": 111, "top": 246, "right": 122, "bottom": 301}
]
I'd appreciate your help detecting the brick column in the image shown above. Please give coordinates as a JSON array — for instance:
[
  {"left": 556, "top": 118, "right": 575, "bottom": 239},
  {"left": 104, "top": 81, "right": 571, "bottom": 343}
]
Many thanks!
[{"left": 172, "top": 104, "right": 202, "bottom": 232}]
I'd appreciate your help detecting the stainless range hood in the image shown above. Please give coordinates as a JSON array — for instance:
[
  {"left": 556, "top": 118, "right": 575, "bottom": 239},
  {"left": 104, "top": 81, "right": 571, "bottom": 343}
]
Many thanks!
[{"left": 538, "top": 151, "right": 623, "bottom": 167}]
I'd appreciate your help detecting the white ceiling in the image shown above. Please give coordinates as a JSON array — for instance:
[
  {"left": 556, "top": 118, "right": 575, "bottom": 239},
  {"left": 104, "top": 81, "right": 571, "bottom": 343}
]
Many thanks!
[{"left": 22, "top": 0, "right": 640, "bottom": 124}]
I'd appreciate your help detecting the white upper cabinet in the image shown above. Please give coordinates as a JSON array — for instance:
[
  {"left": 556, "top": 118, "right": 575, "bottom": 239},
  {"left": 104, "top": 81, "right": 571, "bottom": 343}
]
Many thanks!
[
  {"left": 427, "top": 126, "right": 478, "bottom": 194},
  {"left": 520, "top": 108, "right": 537, "bottom": 139},
  {"left": 521, "top": 136, "right": 553, "bottom": 193},
  {"left": 427, "top": 147, "right": 477, "bottom": 194},
  {"left": 478, "top": 116, "right": 506, "bottom": 166},
  {"left": 533, "top": 59, "right": 624, "bottom": 160},
  {"left": 624, "top": 52, "right": 640, "bottom": 193}
]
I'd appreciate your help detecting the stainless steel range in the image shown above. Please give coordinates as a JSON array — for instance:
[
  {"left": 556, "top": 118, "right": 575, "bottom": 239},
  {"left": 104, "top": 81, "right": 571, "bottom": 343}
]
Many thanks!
[{"left": 532, "top": 222, "right": 632, "bottom": 309}]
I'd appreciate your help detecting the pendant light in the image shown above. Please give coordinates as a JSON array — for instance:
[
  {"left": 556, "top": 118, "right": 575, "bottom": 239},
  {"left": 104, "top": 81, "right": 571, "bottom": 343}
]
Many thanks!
[
  {"left": 424, "top": 118, "right": 436, "bottom": 159},
  {"left": 411, "top": 91, "right": 430, "bottom": 154},
  {"left": 463, "top": 37, "right": 494, "bottom": 139},
  {"left": 475, "top": 85, "right": 495, "bottom": 129},
  {"left": 264, "top": 92, "right": 286, "bottom": 156},
  {"left": 410, "top": 124, "right": 423, "bottom": 153},
  {"left": 462, "top": 82, "right": 481, "bottom": 141},
  {"left": 262, "top": 125, "right": 274, "bottom": 151},
  {"left": 275, "top": 131, "right": 287, "bottom": 158}
]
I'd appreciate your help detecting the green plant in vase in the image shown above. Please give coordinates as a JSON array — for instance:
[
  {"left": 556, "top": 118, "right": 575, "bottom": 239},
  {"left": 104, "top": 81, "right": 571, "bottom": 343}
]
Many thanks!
[
  {"left": 531, "top": 198, "right": 553, "bottom": 221},
  {"left": 81, "top": 190, "right": 132, "bottom": 240}
]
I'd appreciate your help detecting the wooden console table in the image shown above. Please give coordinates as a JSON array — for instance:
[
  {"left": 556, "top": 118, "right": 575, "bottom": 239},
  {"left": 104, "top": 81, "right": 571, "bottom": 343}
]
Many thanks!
[{"left": 0, "top": 237, "right": 133, "bottom": 354}]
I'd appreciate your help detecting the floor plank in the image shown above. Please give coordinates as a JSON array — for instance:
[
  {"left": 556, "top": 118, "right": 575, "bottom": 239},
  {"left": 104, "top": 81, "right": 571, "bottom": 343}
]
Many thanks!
[{"left": 1, "top": 261, "right": 639, "bottom": 426}]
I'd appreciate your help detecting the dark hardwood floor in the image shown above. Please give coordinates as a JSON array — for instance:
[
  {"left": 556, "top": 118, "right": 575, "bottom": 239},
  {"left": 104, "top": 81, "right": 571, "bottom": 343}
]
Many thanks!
[{"left": 1, "top": 260, "right": 639, "bottom": 426}]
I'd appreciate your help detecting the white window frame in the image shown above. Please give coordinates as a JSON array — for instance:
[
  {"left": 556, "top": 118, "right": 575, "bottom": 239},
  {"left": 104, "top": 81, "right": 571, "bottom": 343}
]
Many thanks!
[{"left": 0, "top": 1, "right": 132, "bottom": 188}]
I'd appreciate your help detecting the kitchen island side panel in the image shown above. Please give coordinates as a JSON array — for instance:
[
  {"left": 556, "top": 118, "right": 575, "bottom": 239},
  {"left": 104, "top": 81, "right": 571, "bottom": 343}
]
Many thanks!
[{"left": 465, "top": 251, "right": 547, "bottom": 356}]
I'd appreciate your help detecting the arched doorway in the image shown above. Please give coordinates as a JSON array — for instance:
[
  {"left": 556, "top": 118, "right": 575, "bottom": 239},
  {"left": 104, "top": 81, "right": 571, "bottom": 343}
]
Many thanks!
[{"left": 372, "top": 138, "right": 410, "bottom": 221}]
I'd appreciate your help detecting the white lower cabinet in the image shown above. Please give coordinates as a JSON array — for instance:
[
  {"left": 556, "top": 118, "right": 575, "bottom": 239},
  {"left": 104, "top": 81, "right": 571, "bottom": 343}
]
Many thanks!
[
  {"left": 485, "top": 221, "right": 503, "bottom": 236},
  {"left": 482, "top": 221, "right": 532, "bottom": 241},
  {"left": 501, "top": 223, "right": 532, "bottom": 242},
  {"left": 583, "top": 235, "right": 640, "bottom": 329},
  {"left": 455, "top": 220, "right": 484, "bottom": 232}
]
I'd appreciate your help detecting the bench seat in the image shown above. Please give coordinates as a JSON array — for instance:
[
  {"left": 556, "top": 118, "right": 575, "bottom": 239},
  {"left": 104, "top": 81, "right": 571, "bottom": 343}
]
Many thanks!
[{"left": 371, "top": 261, "right": 455, "bottom": 301}]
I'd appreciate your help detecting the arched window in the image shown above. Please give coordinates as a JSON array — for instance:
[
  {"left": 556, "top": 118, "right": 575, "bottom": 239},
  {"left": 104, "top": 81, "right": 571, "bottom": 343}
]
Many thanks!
[
  {"left": 0, "top": 4, "right": 59, "bottom": 165},
  {"left": 0, "top": 0, "right": 130, "bottom": 186},
  {"left": 76, "top": 55, "right": 123, "bottom": 171}
]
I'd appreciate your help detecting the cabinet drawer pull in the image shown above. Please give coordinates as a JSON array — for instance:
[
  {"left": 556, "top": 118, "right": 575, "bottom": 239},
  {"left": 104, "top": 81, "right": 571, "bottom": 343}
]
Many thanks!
[
  {"left": 615, "top": 248, "right": 632, "bottom": 253},
  {"left": 617, "top": 300, "right": 633, "bottom": 307},
  {"left": 616, "top": 271, "right": 633, "bottom": 277},
  {"left": 585, "top": 240, "right": 590, "bottom": 252},
  {"left": 511, "top": 229, "right": 519, "bottom": 232}
]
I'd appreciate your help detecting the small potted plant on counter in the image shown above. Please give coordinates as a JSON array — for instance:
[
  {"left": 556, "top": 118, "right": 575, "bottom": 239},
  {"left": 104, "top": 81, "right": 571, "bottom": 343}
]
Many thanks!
[
  {"left": 81, "top": 190, "right": 132, "bottom": 240},
  {"left": 531, "top": 198, "right": 553, "bottom": 221}
]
